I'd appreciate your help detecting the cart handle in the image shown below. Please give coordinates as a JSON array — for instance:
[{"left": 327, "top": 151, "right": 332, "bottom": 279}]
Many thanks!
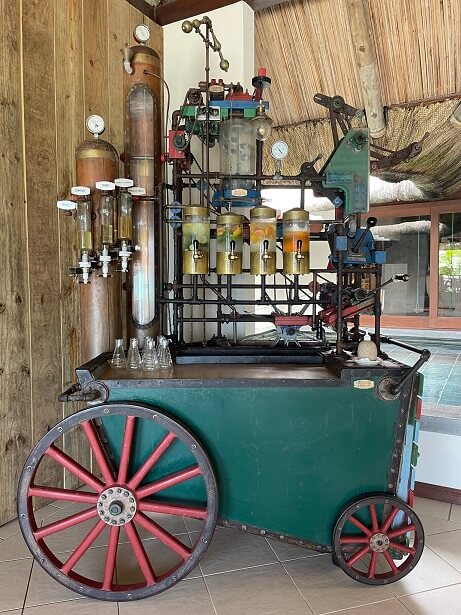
[
  {"left": 58, "top": 383, "right": 101, "bottom": 403},
  {"left": 380, "top": 336, "right": 431, "bottom": 396}
]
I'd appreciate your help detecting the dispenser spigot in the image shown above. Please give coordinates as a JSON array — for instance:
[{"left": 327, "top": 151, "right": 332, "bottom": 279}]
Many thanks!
[
  {"left": 79, "top": 251, "right": 92, "bottom": 284},
  {"left": 261, "top": 239, "right": 272, "bottom": 261},
  {"left": 99, "top": 246, "right": 112, "bottom": 278},
  {"left": 295, "top": 239, "right": 305, "bottom": 261},
  {"left": 228, "top": 240, "right": 239, "bottom": 262},
  {"left": 192, "top": 239, "right": 204, "bottom": 262},
  {"left": 119, "top": 241, "right": 131, "bottom": 273}
]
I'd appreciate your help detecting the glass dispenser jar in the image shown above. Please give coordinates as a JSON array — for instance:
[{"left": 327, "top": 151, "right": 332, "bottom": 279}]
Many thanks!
[
  {"left": 96, "top": 181, "right": 116, "bottom": 247},
  {"left": 283, "top": 208, "right": 310, "bottom": 274},
  {"left": 71, "top": 186, "right": 92, "bottom": 251},
  {"left": 115, "top": 178, "right": 134, "bottom": 242},
  {"left": 182, "top": 206, "right": 210, "bottom": 275},
  {"left": 216, "top": 212, "right": 243, "bottom": 275},
  {"left": 250, "top": 205, "right": 277, "bottom": 275},
  {"left": 219, "top": 118, "right": 256, "bottom": 195}
]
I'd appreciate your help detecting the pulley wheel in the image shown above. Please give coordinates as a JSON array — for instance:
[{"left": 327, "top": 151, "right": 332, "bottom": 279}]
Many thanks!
[{"left": 17, "top": 403, "right": 218, "bottom": 601}]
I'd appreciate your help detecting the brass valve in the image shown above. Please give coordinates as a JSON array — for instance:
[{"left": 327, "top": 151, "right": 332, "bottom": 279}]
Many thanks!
[{"left": 192, "top": 240, "right": 204, "bottom": 262}]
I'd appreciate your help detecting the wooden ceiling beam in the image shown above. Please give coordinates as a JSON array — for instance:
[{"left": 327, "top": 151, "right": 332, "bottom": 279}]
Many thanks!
[
  {"left": 124, "top": 0, "right": 156, "bottom": 20},
  {"left": 246, "top": 0, "right": 294, "bottom": 11}
]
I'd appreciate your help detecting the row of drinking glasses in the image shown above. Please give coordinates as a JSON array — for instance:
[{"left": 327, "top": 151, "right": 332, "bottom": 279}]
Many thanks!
[{"left": 111, "top": 336, "right": 173, "bottom": 370}]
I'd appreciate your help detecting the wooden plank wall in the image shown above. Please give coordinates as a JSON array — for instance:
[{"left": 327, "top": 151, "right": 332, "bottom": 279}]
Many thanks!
[{"left": 0, "top": 0, "right": 162, "bottom": 525}]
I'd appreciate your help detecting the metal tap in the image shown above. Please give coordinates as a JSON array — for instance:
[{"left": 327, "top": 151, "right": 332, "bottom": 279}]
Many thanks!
[
  {"left": 192, "top": 239, "right": 204, "bottom": 262},
  {"left": 228, "top": 240, "right": 239, "bottom": 262}
]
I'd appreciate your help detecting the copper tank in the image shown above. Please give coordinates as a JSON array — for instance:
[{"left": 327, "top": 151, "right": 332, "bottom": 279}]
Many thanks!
[
  {"left": 75, "top": 138, "right": 121, "bottom": 362},
  {"left": 123, "top": 45, "right": 162, "bottom": 345}
]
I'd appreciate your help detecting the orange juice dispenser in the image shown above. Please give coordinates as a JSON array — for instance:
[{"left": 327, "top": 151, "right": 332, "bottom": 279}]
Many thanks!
[
  {"left": 250, "top": 205, "right": 277, "bottom": 275},
  {"left": 283, "top": 208, "right": 310, "bottom": 274}
]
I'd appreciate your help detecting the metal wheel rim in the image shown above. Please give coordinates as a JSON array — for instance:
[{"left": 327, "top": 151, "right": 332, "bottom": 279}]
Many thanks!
[
  {"left": 332, "top": 494, "right": 424, "bottom": 585},
  {"left": 17, "top": 403, "right": 218, "bottom": 601}
]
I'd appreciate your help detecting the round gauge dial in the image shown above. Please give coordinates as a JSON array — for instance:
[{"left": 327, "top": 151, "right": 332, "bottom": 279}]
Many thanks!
[
  {"left": 271, "top": 140, "right": 289, "bottom": 160},
  {"left": 86, "top": 114, "right": 105, "bottom": 136},
  {"left": 134, "top": 24, "right": 150, "bottom": 44}
]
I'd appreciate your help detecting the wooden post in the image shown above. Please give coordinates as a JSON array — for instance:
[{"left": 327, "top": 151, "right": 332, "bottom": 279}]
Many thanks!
[{"left": 346, "top": 0, "right": 385, "bottom": 138}]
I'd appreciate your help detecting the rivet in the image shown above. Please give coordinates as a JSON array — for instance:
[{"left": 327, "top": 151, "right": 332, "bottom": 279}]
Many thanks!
[
  {"left": 27, "top": 466, "right": 32, "bottom": 472},
  {"left": 202, "top": 538, "right": 208, "bottom": 544},
  {"left": 127, "top": 593, "right": 132, "bottom": 599},
  {"left": 242, "top": 525, "right": 247, "bottom": 530},
  {"left": 104, "top": 408, "right": 109, "bottom": 414},
  {"left": 172, "top": 576, "right": 177, "bottom": 581},
  {"left": 40, "top": 558, "right": 45, "bottom": 563},
  {"left": 260, "top": 530, "right": 266, "bottom": 535},
  {"left": 191, "top": 444, "right": 197, "bottom": 450},
  {"left": 280, "top": 535, "right": 285, "bottom": 540},
  {"left": 57, "top": 427, "right": 63, "bottom": 433},
  {"left": 21, "top": 514, "right": 26, "bottom": 519}
]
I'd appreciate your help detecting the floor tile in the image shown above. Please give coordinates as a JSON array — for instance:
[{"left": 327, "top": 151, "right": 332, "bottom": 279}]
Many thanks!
[
  {"left": 388, "top": 546, "right": 461, "bottom": 597},
  {"left": 420, "top": 514, "right": 461, "bottom": 535},
  {"left": 284, "top": 554, "right": 394, "bottom": 615},
  {"left": 426, "top": 529, "right": 461, "bottom": 572},
  {"left": 0, "top": 530, "right": 34, "bottom": 562},
  {"left": 23, "top": 599, "right": 117, "bottom": 614},
  {"left": 414, "top": 497, "right": 451, "bottom": 520},
  {"left": 0, "top": 558, "right": 33, "bottom": 611},
  {"left": 206, "top": 563, "right": 313, "bottom": 615},
  {"left": 0, "top": 505, "right": 60, "bottom": 540},
  {"left": 25, "top": 561, "right": 85, "bottom": 607},
  {"left": 450, "top": 504, "right": 461, "bottom": 522},
  {"left": 400, "top": 583, "right": 461, "bottom": 615},
  {"left": 331, "top": 598, "right": 411, "bottom": 614},
  {"left": 199, "top": 527, "right": 277, "bottom": 575},
  {"left": 118, "top": 577, "right": 215, "bottom": 615},
  {"left": 266, "top": 538, "right": 324, "bottom": 562}
]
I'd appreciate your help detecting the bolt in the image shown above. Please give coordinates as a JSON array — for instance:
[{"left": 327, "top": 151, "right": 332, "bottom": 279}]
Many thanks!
[
  {"left": 27, "top": 466, "right": 32, "bottom": 472},
  {"left": 104, "top": 408, "right": 109, "bottom": 414},
  {"left": 242, "top": 525, "right": 247, "bottom": 531},
  {"left": 191, "top": 444, "right": 197, "bottom": 450},
  {"left": 126, "top": 514, "right": 131, "bottom": 520},
  {"left": 129, "top": 497, "right": 135, "bottom": 503},
  {"left": 127, "top": 594, "right": 132, "bottom": 599},
  {"left": 124, "top": 491, "right": 129, "bottom": 497},
  {"left": 202, "top": 538, "right": 208, "bottom": 544},
  {"left": 104, "top": 516, "right": 110, "bottom": 522},
  {"left": 40, "top": 558, "right": 45, "bottom": 563},
  {"left": 117, "top": 488, "right": 122, "bottom": 494},
  {"left": 280, "top": 535, "right": 285, "bottom": 540},
  {"left": 98, "top": 502, "right": 103, "bottom": 507},
  {"left": 260, "top": 530, "right": 266, "bottom": 535},
  {"left": 111, "top": 520, "right": 117, "bottom": 525},
  {"left": 130, "top": 506, "right": 135, "bottom": 512},
  {"left": 109, "top": 489, "right": 114, "bottom": 494},
  {"left": 21, "top": 514, "right": 26, "bottom": 519},
  {"left": 120, "top": 519, "right": 125, "bottom": 524},
  {"left": 57, "top": 427, "right": 63, "bottom": 433},
  {"left": 101, "top": 494, "right": 107, "bottom": 500}
]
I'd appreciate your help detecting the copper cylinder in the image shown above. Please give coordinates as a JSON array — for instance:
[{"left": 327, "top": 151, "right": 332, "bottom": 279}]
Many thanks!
[
  {"left": 124, "top": 45, "right": 162, "bottom": 345},
  {"left": 75, "top": 138, "right": 121, "bottom": 363}
]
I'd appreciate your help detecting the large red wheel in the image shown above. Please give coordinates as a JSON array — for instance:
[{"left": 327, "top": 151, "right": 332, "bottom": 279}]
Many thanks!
[
  {"left": 17, "top": 403, "right": 217, "bottom": 601},
  {"left": 332, "top": 494, "right": 424, "bottom": 585}
]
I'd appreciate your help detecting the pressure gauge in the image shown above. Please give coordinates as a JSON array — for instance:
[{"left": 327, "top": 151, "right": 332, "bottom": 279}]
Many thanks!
[
  {"left": 271, "top": 140, "right": 289, "bottom": 160},
  {"left": 134, "top": 24, "right": 150, "bottom": 44},
  {"left": 86, "top": 114, "right": 105, "bottom": 137}
]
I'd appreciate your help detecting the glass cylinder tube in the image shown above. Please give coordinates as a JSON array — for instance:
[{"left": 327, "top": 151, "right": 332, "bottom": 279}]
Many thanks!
[
  {"left": 250, "top": 205, "right": 277, "bottom": 275},
  {"left": 182, "top": 206, "right": 210, "bottom": 275},
  {"left": 283, "top": 208, "right": 310, "bottom": 274},
  {"left": 219, "top": 118, "right": 256, "bottom": 195},
  {"left": 96, "top": 182, "right": 116, "bottom": 248},
  {"left": 216, "top": 212, "right": 243, "bottom": 275},
  {"left": 115, "top": 179, "right": 134, "bottom": 242},
  {"left": 72, "top": 186, "right": 93, "bottom": 252}
]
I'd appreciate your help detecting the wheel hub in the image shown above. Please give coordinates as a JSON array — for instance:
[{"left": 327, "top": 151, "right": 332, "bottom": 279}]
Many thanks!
[
  {"left": 97, "top": 487, "right": 137, "bottom": 526},
  {"left": 369, "top": 532, "right": 390, "bottom": 553}
]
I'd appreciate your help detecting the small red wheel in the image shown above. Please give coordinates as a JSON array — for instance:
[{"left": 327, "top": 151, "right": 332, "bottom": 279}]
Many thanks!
[
  {"left": 17, "top": 403, "right": 217, "bottom": 601},
  {"left": 332, "top": 494, "right": 424, "bottom": 585}
]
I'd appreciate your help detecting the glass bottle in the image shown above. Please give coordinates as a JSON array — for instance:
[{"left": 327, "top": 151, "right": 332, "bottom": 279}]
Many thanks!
[
  {"left": 72, "top": 186, "right": 93, "bottom": 251},
  {"left": 143, "top": 337, "right": 159, "bottom": 370},
  {"left": 110, "top": 338, "right": 126, "bottom": 368},
  {"left": 96, "top": 181, "right": 116, "bottom": 248},
  {"left": 250, "top": 205, "right": 277, "bottom": 275},
  {"left": 182, "top": 206, "right": 210, "bottom": 275},
  {"left": 115, "top": 178, "right": 134, "bottom": 242},
  {"left": 216, "top": 212, "right": 244, "bottom": 275},
  {"left": 157, "top": 336, "right": 173, "bottom": 368},
  {"left": 283, "top": 208, "right": 310, "bottom": 274},
  {"left": 126, "top": 338, "right": 142, "bottom": 369}
]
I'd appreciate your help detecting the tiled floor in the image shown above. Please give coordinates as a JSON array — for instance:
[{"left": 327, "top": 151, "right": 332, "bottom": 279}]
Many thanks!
[
  {"left": 1, "top": 497, "right": 461, "bottom": 614},
  {"left": 383, "top": 341, "right": 461, "bottom": 419}
]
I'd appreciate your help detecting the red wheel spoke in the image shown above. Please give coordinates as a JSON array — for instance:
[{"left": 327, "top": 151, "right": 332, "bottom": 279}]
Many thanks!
[
  {"left": 339, "top": 536, "right": 369, "bottom": 545},
  {"left": 381, "top": 507, "right": 398, "bottom": 533},
  {"left": 81, "top": 420, "right": 114, "bottom": 485},
  {"left": 383, "top": 550, "right": 399, "bottom": 574},
  {"left": 389, "top": 541, "right": 416, "bottom": 555},
  {"left": 128, "top": 432, "right": 176, "bottom": 490},
  {"left": 34, "top": 507, "right": 99, "bottom": 540},
  {"left": 135, "top": 511, "right": 191, "bottom": 560},
  {"left": 387, "top": 525, "right": 416, "bottom": 540},
  {"left": 124, "top": 522, "right": 157, "bottom": 585},
  {"left": 61, "top": 520, "right": 106, "bottom": 574},
  {"left": 29, "top": 486, "right": 98, "bottom": 505},
  {"left": 368, "top": 551, "right": 378, "bottom": 579},
  {"left": 347, "top": 544, "right": 371, "bottom": 567},
  {"left": 45, "top": 444, "right": 103, "bottom": 492},
  {"left": 102, "top": 526, "right": 120, "bottom": 591},
  {"left": 137, "top": 465, "right": 202, "bottom": 500},
  {"left": 140, "top": 500, "right": 207, "bottom": 520},
  {"left": 369, "top": 504, "right": 379, "bottom": 532},
  {"left": 348, "top": 514, "right": 372, "bottom": 537},
  {"left": 117, "top": 416, "right": 136, "bottom": 484}
]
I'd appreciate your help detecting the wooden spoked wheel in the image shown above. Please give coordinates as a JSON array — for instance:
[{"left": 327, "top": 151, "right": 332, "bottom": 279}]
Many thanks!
[
  {"left": 17, "top": 403, "right": 218, "bottom": 601},
  {"left": 332, "top": 494, "right": 424, "bottom": 585}
]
